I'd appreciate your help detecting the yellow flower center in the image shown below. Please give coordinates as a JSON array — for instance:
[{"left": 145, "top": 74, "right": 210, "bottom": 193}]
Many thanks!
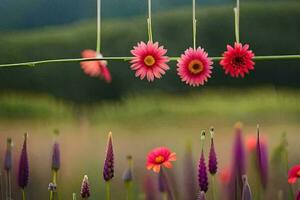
[
  {"left": 144, "top": 55, "right": 155, "bottom": 67},
  {"left": 155, "top": 155, "right": 165, "bottom": 163},
  {"left": 188, "top": 59, "right": 204, "bottom": 74}
]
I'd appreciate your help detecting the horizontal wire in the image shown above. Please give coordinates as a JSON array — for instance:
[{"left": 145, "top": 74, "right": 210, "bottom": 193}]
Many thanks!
[{"left": 0, "top": 55, "right": 300, "bottom": 68}]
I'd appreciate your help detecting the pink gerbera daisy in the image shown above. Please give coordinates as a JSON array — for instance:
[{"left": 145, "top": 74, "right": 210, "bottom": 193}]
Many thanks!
[
  {"left": 146, "top": 147, "right": 176, "bottom": 173},
  {"left": 130, "top": 41, "right": 170, "bottom": 82},
  {"left": 288, "top": 165, "right": 300, "bottom": 184},
  {"left": 177, "top": 47, "right": 213, "bottom": 87},
  {"left": 220, "top": 42, "right": 255, "bottom": 78},
  {"left": 80, "top": 49, "right": 111, "bottom": 83}
]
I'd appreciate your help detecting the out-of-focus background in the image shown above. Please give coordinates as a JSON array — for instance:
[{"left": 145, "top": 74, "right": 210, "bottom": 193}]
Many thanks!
[{"left": 0, "top": 0, "right": 300, "bottom": 199}]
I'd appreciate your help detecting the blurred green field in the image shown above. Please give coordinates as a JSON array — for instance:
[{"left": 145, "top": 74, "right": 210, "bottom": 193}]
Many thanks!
[{"left": 1, "top": 2, "right": 300, "bottom": 102}]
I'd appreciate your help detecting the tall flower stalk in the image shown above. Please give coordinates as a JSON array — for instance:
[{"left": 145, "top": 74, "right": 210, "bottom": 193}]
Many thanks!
[
  {"left": 198, "top": 130, "right": 208, "bottom": 193},
  {"left": 183, "top": 141, "right": 197, "bottom": 200},
  {"left": 122, "top": 155, "right": 134, "bottom": 200},
  {"left": 18, "top": 133, "right": 29, "bottom": 200},
  {"left": 103, "top": 132, "right": 114, "bottom": 200},
  {"left": 80, "top": 175, "right": 90, "bottom": 199},
  {"left": 208, "top": 127, "right": 218, "bottom": 200},
  {"left": 50, "top": 130, "right": 61, "bottom": 200},
  {"left": 4, "top": 138, "right": 13, "bottom": 200}
]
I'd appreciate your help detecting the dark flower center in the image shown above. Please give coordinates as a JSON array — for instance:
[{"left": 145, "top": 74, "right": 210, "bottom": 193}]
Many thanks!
[
  {"left": 188, "top": 59, "right": 204, "bottom": 74},
  {"left": 232, "top": 56, "right": 245, "bottom": 67}
]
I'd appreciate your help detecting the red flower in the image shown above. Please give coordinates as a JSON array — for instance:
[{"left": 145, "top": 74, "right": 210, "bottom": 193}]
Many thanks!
[
  {"left": 288, "top": 165, "right": 300, "bottom": 184},
  {"left": 220, "top": 43, "right": 255, "bottom": 78},
  {"left": 80, "top": 49, "right": 111, "bottom": 83},
  {"left": 146, "top": 147, "right": 176, "bottom": 173},
  {"left": 219, "top": 167, "right": 231, "bottom": 185}
]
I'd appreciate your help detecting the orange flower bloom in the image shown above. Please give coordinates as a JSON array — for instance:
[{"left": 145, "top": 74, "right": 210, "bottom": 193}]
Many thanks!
[
  {"left": 288, "top": 165, "right": 300, "bottom": 184},
  {"left": 146, "top": 147, "right": 176, "bottom": 173}
]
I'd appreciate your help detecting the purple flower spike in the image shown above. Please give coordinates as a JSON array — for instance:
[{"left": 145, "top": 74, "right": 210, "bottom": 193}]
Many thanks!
[
  {"left": 52, "top": 142, "right": 60, "bottom": 171},
  {"left": 183, "top": 142, "right": 197, "bottom": 200},
  {"left": 208, "top": 127, "right": 218, "bottom": 175},
  {"left": 297, "top": 190, "right": 300, "bottom": 200},
  {"left": 80, "top": 175, "right": 90, "bottom": 199},
  {"left": 18, "top": 133, "right": 29, "bottom": 189},
  {"left": 158, "top": 170, "right": 166, "bottom": 193},
  {"left": 4, "top": 138, "right": 13, "bottom": 171},
  {"left": 256, "top": 125, "right": 268, "bottom": 189},
  {"left": 198, "top": 131, "right": 208, "bottom": 193},
  {"left": 242, "top": 175, "right": 252, "bottom": 200},
  {"left": 103, "top": 132, "right": 114, "bottom": 182},
  {"left": 144, "top": 175, "right": 157, "bottom": 200},
  {"left": 122, "top": 155, "right": 133, "bottom": 182}
]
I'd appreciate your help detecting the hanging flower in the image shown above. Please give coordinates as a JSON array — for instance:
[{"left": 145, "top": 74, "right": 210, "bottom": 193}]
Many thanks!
[
  {"left": 146, "top": 147, "right": 176, "bottom": 173},
  {"left": 288, "top": 165, "right": 300, "bottom": 184},
  {"left": 80, "top": 49, "right": 111, "bottom": 83},
  {"left": 130, "top": 41, "right": 170, "bottom": 82},
  {"left": 80, "top": 175, "right": 90, "bottom": 199},
  {"left": 103, "top": 132, "right": 114, "bottom": 182},
  {"left": 220, "top": 43, "right": 255, "bottom": 78},
  {"left": 177, "top": 47, "right": 213, "bottom": 87}
]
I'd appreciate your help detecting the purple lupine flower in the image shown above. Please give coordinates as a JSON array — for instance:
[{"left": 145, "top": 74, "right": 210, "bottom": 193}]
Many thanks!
[
  {"left": 228, "top": 123, "right": 246, "bottom": 200},
  {"left": 183, "top": 142, "right": 197, "bottom": 200},
  {"left": 103, "top": 132, "right": 114, "bottom": 181},
  {"left": 198, "top": 191, "right": 206, "bottom": 200},
  {"left": 158, "top": 170, "right": 166, "bottom": 193},
  {"left": 4, "top": 138, "right": 13, "bottom": 171},
  {"left": 52, "top": 142, "right": 60, "bottom": 171},
  {"left": 80, "top": 175, "right": 90, "bottom": 199},
  {"left": 122, "top": 155, "right": 133, "bottom": 182},
  {"left": 297, "top": 190, "right": 300, "bottom": 200},
  {"left": 256, "top": 125, "right": 268, "bottom": 189},
  {"left": 208, "top": 127, "right": 218, "bottom": 175},
  {"left": 242, "top": 175, "right": 252, "bottom": 200},
  {"left": 198, "top": 131, "right": 208, "bottom": 193},
  {"left": 18, "top": 133, "right": 29, "bottom": 189},
  {"left": 144, "top": 175, "right": 157, "bottom": 200}
]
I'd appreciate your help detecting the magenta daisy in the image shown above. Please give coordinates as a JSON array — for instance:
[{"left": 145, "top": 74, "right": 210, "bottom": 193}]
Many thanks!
[
  {"left": 220, "top": 43, "right": 255, "bottom": 78},
  {"left": 130, "top": 41, "right": 170, "bottom": 82},
  {"left": 177, "top": 47, "right": 213, "bottom": 86}
]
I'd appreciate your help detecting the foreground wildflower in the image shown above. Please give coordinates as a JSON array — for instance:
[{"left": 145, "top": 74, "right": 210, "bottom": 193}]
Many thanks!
[
  {"left": 146, "top": 147, "right": 176, "bottom": 173},
  {"left": 103, "top": 132, "right": 114, "bottom": 181},
  {"left": 256, "top": 125, "right": 269, "bottom": 189},
  {"left": 80, "top": 175, "right": 90, "bottom": 199},
  {"left": 80, "top": 49, "right": 111, "bottom": 82},
  {"left": 288, "top": 165, "right": 300, "bottom": 184},
  {"left": 48, "top": 182, "right": 57, "bottom": 192},
  {"left": 4, "top": 138, "right": 13, "bottom": 200},
  {"left": 143, "top": 174, "right": 157, "bottom": 200},
  {"left": 209, "top": 127, "right": 218, "bottom": 175},
  {"left": 220, "top": 43, "right": 255, "bottom": 78},
  {"left": 242, "top": 175, "right": 252, "bottom": 200},
  {"left": 297, "top": 191, "right": 300, "bottom": 200},
  {"left": 198, "top": 131, "right": 208, "bottom": 193},
  {"left": 177, "top": 47, "right": 213, "bottom": 86},
  {"left": 130, "top": 41, "right": 170, "bottom": 82},
  {"left": 18, "top": 133, "right": 29, "bottom": 190}
]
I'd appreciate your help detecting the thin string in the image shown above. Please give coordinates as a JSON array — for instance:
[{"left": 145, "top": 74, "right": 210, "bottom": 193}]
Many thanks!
[
  {"left": 192, "top": 0, "right": 197, "bottom": 49},
  {"left": 147, "top": 0, "right": 153, "bottom": 42},
  {"left": 96, "top": 0, "right": 101, "bottom": 53},
  {"left": 234, "top": 0, "right": 240, "bottom": 43}
]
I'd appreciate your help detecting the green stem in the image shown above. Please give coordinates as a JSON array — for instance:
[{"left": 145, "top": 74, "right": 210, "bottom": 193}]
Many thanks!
[
  {"left": 106, "top": 181, "right": 111, "bottom": 200},
  {"left": 192, "top": 0, "right": 197, "bottom": 49},
  {"left": 96, "top": 0, "right": 101, "bottom": 53},
  {"left": 211, "top": 175, "right": 216, "bottom": 200},
  {"left": 0, "top": 55, "right": 300, "bottom": 68},
  {"left": 147, "top": 0, "right": 153, "bottom": 42},
  {"left": 22, "top": 189, "right": 26, "bottom": 200},
  {"left": 125, "top": 182, "right": 132, "bottom": 200},
  {"left": 72, "top": 193, "right": 77, "bottom": 200},
  {"left": 234, "top": 0, "right": 240, "bottom": 43}
]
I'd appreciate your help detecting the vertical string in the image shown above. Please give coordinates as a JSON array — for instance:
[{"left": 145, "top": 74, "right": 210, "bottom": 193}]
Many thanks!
[
  {"left": 192, "top": 0, "right": 197, "bottom": 49},
  {"left": 147, "top": 0, "right": 153, "bottom": 42},
  {"left": 96, "top": 0, "right": 101, "bottom": 53},
  {"left": 234, "top": 0, "right": 240, "bottom": 43}
]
